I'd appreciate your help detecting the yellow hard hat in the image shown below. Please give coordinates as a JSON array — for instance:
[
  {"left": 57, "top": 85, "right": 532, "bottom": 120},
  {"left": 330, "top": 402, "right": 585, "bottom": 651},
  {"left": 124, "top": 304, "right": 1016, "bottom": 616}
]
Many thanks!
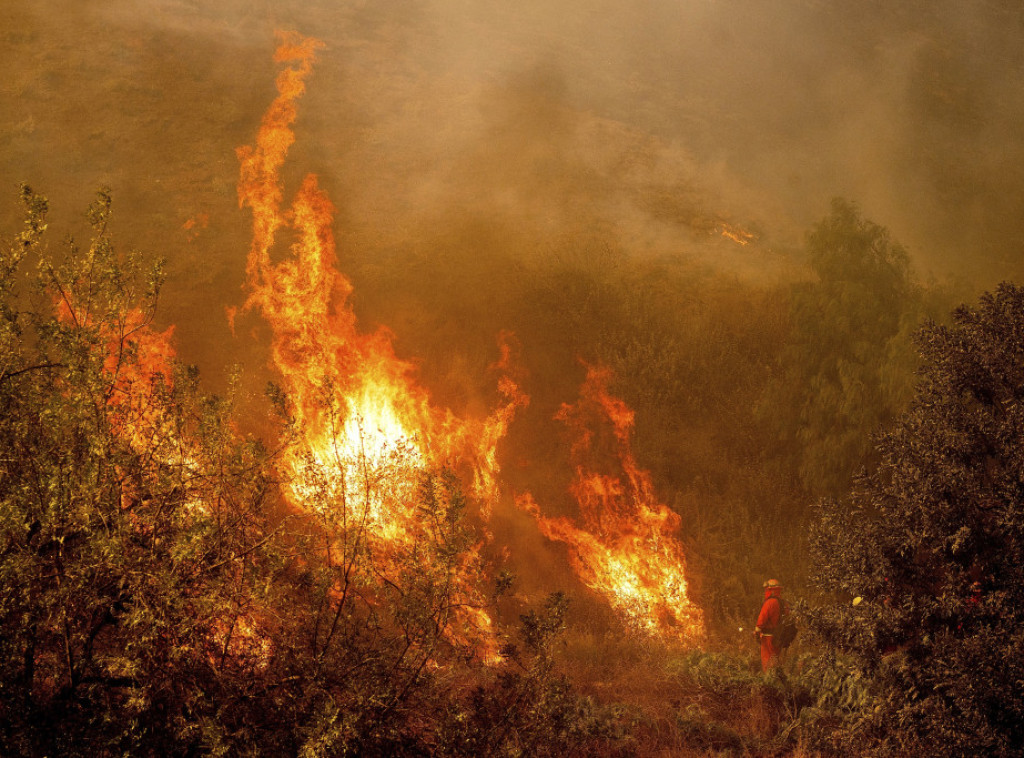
[{"left": 763, "top": 579, "right": 783, "bottom": 589}]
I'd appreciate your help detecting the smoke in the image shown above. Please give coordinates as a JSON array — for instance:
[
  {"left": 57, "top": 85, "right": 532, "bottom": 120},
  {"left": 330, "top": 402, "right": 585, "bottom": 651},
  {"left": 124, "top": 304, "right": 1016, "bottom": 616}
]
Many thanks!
[
  {"left": 5, "top": 2, "right": 1021, "bottom": 273},
  {"left": 3, "top": 1, "right": 1021, "bottom": 399},
  {"left": 4, "top": 1, "right": 1024, "bottom": 611}
]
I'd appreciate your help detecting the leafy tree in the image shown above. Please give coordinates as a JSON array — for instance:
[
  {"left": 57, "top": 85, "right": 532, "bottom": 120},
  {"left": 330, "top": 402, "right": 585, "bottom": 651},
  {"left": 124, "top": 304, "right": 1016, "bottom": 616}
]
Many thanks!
[
  {"left": 761, "top": 198, "right": 924, "bottom": 497},
  {"left": 0, "top": 187, "right": 621, "bottom": 756},
  {"left": 0, "top": 187, "right": 283, "bottom": 754},
  {"left": 808, "top": 283, "right": 1024, "bottom": 755}
]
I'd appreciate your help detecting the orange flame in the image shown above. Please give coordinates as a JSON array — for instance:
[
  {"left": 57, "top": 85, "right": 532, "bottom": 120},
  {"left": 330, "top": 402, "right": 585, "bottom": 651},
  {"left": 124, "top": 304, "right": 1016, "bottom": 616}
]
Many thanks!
[
  {"left": 520, "top": 365, "right": 704, "bottom": 644},
  {"left": 719, "top": 223, "right": 755, "bottom": 246},
  {"left": 236, "top": 32, "right": 526, "bottom": 661},
  {"left": 51, "top": 285, "right": 177, "bottom": 455},
  {"left": 104, "top": 313, "right": 177, "bottom": 450}
]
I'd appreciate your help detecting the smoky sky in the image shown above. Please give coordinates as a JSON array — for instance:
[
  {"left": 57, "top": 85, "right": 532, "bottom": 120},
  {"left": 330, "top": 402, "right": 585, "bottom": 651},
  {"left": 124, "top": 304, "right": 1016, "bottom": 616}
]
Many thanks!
[{"left": 3, "top": 0, "right": 1024, "bottom": 381}]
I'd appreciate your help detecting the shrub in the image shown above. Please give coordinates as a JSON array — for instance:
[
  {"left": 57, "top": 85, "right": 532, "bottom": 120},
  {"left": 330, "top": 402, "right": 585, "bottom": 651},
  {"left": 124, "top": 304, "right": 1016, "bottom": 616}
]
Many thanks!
[{"left": 808, "top": 283, "right": 1024, "bottom": 755}]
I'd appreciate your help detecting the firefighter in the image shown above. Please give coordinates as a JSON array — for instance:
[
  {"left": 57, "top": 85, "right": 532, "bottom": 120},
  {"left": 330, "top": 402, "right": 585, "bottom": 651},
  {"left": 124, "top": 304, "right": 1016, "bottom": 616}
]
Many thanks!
[{"left": 754, "top": 578, "right": 785, "bottom": 671}]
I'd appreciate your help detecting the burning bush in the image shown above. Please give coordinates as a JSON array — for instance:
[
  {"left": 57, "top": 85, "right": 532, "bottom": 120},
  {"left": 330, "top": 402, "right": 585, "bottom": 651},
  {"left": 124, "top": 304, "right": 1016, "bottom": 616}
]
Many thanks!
[
  {"left": 0, "top": 186, "right": 280, "bottom": 753},
  {"left": 0, "top": 186, "right": 624, "bottom": 756}
]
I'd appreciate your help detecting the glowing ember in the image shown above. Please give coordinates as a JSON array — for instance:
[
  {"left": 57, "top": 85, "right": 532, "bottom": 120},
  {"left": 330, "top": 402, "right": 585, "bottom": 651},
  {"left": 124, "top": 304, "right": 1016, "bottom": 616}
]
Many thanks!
[{"left": 520, "top": 365, "right": 704, "bottom": 644}]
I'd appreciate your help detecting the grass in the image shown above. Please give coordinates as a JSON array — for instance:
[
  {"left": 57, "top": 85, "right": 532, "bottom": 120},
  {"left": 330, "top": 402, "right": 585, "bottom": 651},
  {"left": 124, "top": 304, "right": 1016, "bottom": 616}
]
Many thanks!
[{"left": 544, "top": 622, "right": 866, "bottom": 756}]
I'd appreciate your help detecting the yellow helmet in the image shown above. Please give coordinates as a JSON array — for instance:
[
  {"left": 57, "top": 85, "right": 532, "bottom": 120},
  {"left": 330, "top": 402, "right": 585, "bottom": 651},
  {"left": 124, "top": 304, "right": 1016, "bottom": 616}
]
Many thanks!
[{"left": 763, "top": 579, "right": 783, "bottom": 589}]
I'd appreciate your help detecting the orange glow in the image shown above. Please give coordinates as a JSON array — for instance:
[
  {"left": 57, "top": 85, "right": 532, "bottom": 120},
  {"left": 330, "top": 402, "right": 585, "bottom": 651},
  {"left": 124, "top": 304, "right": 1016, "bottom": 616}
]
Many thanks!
[
  {"left": 51, "top": 285, "right": 177, "bottom": 455},
  {"left": 104, "top": 312, "right": 177, "bottom": 450},
  {"left": 720, "top": 223, "right": 755, "bottom": 246},
  {"left": 236, "top": 32, "right": 526, "bottom": 662},
  {"left": 520, "top": 365, "right": 704, "bottom": 644},
  {"left": 183, "top": 212, "right": 209, "bottom": 242}
]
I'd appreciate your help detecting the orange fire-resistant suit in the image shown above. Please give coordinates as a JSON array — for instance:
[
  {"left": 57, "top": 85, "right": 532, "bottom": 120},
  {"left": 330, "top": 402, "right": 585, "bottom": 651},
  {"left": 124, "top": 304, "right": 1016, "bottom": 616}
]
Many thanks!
[{"left": 756, "top": 586, "right": 784, "bottom": 670}]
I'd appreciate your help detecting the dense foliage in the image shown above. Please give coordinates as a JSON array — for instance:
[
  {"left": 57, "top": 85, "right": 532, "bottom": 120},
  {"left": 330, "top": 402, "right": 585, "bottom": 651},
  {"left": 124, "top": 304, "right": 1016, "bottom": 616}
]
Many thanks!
[
  {"left": 0, "top": 189, "right": 620, "bottom": 756},
  {"left": 809, "top": 283, "right": 1024, "bottom": 755},
  {"left": 759, "top": 198, "right": 925, "bottom": 498},
  {"left": 0, "top": 187, "right": 280, "bottom": 753},
  {"left": 5, "top": 184, "right": 1012, "bottom": 755}
]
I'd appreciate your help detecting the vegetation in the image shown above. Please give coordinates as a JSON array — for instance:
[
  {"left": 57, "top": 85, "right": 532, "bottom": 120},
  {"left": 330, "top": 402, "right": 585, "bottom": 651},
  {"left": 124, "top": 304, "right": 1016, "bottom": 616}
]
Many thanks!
[
  {"left": 3, "top": 185, "right": 1019, "bottom": 755},
  {"left": 808, "top": 282, "right": 1024, "bottom": 756},
  {"left": 0, "top": 188, "right": 618, "bottom": 756},
  {"left": 0, "top": 186, "right": 277, "bottom": 753},
  {"left": 759, "top": 198, "right": 924, "bottom": 498}
]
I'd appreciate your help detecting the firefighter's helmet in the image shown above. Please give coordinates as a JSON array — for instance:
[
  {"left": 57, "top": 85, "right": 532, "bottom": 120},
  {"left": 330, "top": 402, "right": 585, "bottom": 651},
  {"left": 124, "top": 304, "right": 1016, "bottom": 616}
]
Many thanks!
[{"left": 763, "top": 579, "right": 783, "bottom": 589}]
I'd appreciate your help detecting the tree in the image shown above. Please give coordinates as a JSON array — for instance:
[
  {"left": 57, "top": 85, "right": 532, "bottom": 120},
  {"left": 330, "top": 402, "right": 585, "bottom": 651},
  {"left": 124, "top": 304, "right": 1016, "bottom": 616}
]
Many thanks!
[
  {"left": 808, "top": 282, "right": 1024, "bottom": 755},
  {"left": 0, "top": 187, "right": 281, "bottom": 755},
  {"left": 0, "top": 188, "right": 621, "bottom": 756},
  {"left": 435, "top": 592, "right": 625, "bottom": 757},
  {"left": 761, "top": 199, "right": 924, "bottom": 497}
]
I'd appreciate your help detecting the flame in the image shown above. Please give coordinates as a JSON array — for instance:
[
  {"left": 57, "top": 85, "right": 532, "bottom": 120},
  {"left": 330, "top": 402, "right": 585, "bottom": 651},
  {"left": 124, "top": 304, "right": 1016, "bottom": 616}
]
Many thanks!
[
  {"left": 51, "top": 284, "right": 177, "bottom": 455},
  {"left": 719, "top": 223, "right": 755, "bottom": 246},
  {"left": 183, "top": 212, "right": 209, "bottom": 242},
  {"left": 520, "top": 365, "right": 704, "bottom": 644},
  {"left": 49, "top": 232, "right": 277, "bottom": 664},
  {"left": 105, "top": 314, "right": 177, "bottom": 450},
  {"left": 236, "top": 32, "right": 526, "bottom": 661},
  {"left": 470, "top": 332, "right": 531, "bottom": 515}
]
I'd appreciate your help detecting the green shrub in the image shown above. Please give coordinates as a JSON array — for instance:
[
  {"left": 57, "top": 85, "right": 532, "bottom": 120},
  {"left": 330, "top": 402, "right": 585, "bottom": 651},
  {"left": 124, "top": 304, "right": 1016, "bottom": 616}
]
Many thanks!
[{"left": 809, "top": 283, "right": 1024, "bottom": 755}]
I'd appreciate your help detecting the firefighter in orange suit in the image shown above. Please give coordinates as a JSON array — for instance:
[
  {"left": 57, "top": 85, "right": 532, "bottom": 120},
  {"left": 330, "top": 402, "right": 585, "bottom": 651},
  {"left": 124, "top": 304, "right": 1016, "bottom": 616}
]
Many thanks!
[{"left": 754, "top": 579, "right": 784, "bottom": 670}]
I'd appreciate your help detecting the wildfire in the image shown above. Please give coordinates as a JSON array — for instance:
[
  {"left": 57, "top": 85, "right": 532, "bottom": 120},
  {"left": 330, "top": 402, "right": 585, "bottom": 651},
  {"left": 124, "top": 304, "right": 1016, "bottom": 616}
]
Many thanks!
[
  {"left": 232, "top": 31, "right": 702, "bottom": 656},
  {"left": 50, "top": 272, "right": 178, "bottom": 458},
  {"left": 719, "top": 222, "right": 755, "bottom": 246},
  {"left": 235, "top": 32, "right": 526, "bottom": 660},
  {"left": 104, "top": 310, "right": 177, "bottom": 451},
  {"left": 519, "top": 365, "right": 704, "bottom": 644}
]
